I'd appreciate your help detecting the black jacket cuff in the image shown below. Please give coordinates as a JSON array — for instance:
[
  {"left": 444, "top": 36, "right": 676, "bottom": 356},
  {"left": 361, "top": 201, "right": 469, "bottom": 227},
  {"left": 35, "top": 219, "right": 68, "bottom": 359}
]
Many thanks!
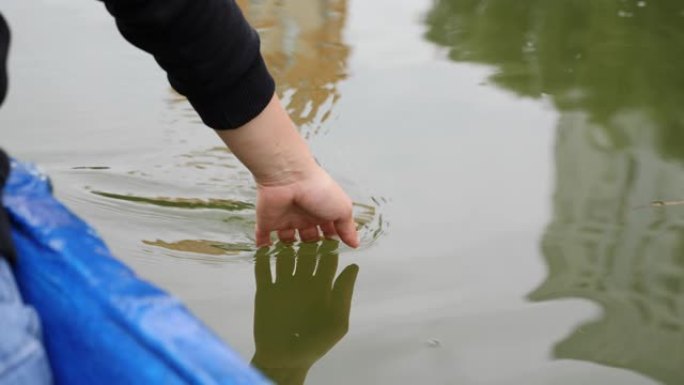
[{"left": 184, "top": 54, "right": 275, "bottom": 130}]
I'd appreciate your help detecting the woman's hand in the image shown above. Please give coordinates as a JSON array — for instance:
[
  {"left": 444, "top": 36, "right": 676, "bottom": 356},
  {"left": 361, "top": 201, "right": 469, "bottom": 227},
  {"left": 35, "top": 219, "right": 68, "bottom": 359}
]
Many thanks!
[
  {"left": 255, "top": 165, "right": 359, "bottom": 247},
  {"left": 216, "top": 93, "right": 359, "bottom": 248}
]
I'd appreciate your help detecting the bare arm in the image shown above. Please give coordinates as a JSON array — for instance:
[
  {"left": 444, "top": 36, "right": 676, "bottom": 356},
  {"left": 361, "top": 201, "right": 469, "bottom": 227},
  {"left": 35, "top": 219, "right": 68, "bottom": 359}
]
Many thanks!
[{"left": 217, "top": 95, "right": 359, "bottom": 248}]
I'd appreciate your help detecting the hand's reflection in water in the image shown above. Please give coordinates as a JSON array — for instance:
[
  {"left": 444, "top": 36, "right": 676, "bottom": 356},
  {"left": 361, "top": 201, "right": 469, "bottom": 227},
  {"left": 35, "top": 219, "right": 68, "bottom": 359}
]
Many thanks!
[{"left": 251, "top": 241, "right": 359, "bottom": 385}]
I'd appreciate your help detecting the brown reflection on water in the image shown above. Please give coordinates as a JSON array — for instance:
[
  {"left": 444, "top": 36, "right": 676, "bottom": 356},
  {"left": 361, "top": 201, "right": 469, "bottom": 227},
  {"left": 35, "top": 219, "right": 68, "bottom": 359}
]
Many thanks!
[
  {"left": 237, "top": 0, "right": 349, "bottom": 136},
  {"left": 164, "top": 0, "right": 349, "bottom": 136},
  {"left": 425, "top": 0, "right": 684, "bottom": 383},
  {"left": 163, "top": 0, "right": 350, "bottom": 136}
]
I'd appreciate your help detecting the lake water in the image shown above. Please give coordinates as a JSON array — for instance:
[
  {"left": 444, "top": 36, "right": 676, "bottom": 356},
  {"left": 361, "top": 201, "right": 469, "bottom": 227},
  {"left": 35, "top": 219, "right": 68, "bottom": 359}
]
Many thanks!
[{"left": 3, "top": 0, "right": 684, "bottom": 384}]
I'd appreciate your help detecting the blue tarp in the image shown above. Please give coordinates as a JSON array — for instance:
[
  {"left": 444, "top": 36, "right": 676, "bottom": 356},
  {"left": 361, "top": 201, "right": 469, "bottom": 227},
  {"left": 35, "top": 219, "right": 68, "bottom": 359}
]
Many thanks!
[{"left": 3, "top": 160, "right": 269, "bottom": 385}]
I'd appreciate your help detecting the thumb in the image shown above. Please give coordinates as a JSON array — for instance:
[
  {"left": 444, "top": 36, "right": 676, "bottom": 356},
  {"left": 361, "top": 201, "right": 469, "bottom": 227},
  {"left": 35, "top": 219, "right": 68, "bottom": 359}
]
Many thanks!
[{"left": 334, "top": 215, "right": 359, "bottom": 248}]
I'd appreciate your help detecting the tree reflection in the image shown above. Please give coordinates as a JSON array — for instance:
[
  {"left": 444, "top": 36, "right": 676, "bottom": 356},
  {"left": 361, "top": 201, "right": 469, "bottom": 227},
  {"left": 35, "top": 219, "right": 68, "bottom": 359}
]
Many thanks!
[
  {"left": 426, "top": 1, "right": 684, "bottom": 383},
  {"left": 251, "top": 241, "right": 359, "bottom": 385},
  {"left": 425, "top": 0, "right": 684, "bottom": 159}
]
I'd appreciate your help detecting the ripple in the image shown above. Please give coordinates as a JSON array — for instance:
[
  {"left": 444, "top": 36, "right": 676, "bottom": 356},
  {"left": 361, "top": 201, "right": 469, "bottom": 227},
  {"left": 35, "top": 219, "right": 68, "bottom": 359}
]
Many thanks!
[
  {"left": 353, "top": 197, "right": 390, "bottom": 249},
  {"left": 139, "top": 197, "right": 388, "bottom": 258},
  {"left": 73, "top": 157, "right": 388, "bottom": 259}
]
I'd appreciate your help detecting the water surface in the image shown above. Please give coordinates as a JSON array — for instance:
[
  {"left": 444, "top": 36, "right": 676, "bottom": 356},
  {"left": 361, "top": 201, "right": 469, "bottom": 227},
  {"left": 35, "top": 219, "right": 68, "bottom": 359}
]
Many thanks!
[{"left": 3, "top": 0, "right": 684, "bottom": 383}]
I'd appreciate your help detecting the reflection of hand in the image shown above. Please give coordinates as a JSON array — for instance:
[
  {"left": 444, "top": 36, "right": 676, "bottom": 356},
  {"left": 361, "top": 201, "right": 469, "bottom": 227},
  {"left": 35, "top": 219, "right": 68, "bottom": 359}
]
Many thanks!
[{"left": 251, "top": 241, "right": 359, "bottom": 385}]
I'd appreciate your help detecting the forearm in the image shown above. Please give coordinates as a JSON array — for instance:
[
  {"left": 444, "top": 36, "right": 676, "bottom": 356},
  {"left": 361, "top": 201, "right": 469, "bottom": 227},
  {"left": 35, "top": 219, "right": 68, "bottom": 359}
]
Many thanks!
[{"left": 216, "top": 94, "right": 320, "bottom": 186}]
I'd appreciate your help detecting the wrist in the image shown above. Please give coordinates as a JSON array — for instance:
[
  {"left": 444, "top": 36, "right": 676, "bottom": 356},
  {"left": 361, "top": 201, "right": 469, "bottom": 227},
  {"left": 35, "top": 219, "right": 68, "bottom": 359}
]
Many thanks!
[
  {"left": 253, "top": 156, "right": 321, "bottom": 187},
  {"left": 215, "top": 93, "right": 320, "bottom": 187}
]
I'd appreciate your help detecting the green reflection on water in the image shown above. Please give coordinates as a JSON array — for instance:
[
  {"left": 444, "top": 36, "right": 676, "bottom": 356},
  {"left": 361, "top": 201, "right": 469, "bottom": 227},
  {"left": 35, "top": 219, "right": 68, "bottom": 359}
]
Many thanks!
[
  {"left": 426, "top": 1, "right": 684, "bottom": 383},
  {"left": 251, "top": 241, "right": 358, "bottom": 385},
  {"left": 91, "top": 191, "right": 255, "bottom": 211},
  {"left": 426, "top": 0, "right": 684, "bottom": 158}
]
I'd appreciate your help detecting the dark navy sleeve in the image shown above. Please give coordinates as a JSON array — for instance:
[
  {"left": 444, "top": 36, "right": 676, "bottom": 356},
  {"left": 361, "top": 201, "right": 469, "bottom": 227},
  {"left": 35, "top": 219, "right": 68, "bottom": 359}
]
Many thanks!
[
  {"left": 100, "top": 0, "right": 275, "bottom": 129},
  {"left": 0, "top": 13, "right": 10, "bottom": 107}
]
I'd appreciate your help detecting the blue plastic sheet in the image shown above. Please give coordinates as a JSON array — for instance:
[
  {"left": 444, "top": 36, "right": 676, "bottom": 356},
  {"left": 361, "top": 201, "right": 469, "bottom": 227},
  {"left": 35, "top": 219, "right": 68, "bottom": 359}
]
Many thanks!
[{"left": 3, "top": 160, "right": 269, "bottom": 385}]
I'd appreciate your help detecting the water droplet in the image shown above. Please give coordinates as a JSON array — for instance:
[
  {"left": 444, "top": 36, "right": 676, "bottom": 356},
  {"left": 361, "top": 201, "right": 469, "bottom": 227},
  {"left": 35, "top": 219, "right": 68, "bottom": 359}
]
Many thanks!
[
  {"left": 425, "top": 338, "right": 441, "bottom": 348},
  {"left": 637, "top": 1, "right": 646, "bottom": 7}
]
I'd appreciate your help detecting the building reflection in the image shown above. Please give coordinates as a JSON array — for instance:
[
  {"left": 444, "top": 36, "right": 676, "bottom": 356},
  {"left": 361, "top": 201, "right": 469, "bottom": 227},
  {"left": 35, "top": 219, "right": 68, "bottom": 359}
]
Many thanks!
[
  {"left": 165, "top": 0, "right": 349, "bottom": 137},
  {"left": 426, "top": 1, "right": 684, "bottom": 383},
  {"left": 237, "top": 0, "right": 350, "bottom": 137}
]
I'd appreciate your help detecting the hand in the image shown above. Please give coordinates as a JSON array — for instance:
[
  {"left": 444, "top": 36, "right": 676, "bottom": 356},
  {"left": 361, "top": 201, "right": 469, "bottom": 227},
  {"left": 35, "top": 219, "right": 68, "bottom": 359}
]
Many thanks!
[
  {"left": 215, "top": 94, "right": 359, "bottom": 248},
  {"left": 251, "top": 242, "right": 359, "bottom": 384},
  {"left": 255, "top": 165, "right": 359, "bottom": 247}
]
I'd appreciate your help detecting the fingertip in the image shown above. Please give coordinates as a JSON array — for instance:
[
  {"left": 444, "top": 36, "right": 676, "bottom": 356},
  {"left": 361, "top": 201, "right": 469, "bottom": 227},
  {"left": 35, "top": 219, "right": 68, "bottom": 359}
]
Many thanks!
[
  {"left": 256, "top": 238, "right": 272, "bottom": 248},
  {"left": 341, "top": 228, "right": 360, "bottom": 248},
  {"left": 334, "top": 217, "right": 359, "bottom": 248},
  {"left": 277, "top": 229, "right": 297, "bottom": 244},
  {"left": 255, "top": 227, "right": 272, "bottom": 248}
]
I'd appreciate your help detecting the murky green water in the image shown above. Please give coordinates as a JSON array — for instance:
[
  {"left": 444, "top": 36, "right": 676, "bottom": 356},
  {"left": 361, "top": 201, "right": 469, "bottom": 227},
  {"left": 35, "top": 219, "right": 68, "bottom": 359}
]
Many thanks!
[{"left": 3, "top": 0, "right": 684, "bottom": 383}]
